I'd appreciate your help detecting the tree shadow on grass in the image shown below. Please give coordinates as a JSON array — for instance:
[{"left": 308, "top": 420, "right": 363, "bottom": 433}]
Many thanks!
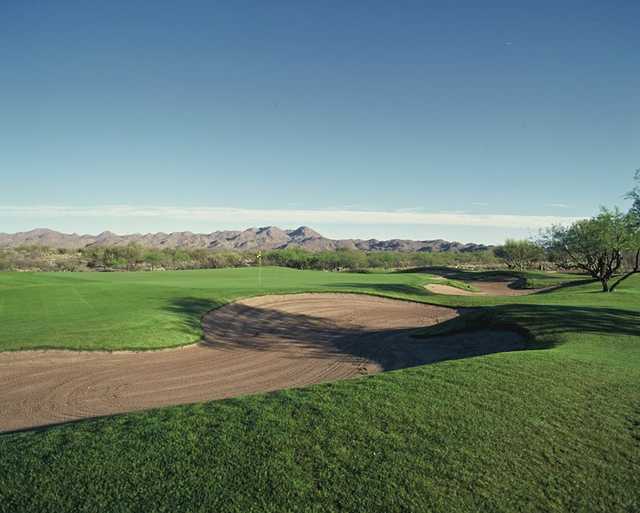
[
  {"left": 493, "top": 303, "right": 640, "bottom": 337},
  {"left": 532, "top": 278, "right": 599, "bottom": 294},
  {"left": 164, "top": 297, "right": 226, "bottom": 331},
  {"left": 396, "top": 266, "right": 520, "bottom": 283},
  {"left": 398, "top": 266, "right": 598, "bottom": 292},
  {"left": 421, "top": 303, "right": 640, "bottom": 347}
]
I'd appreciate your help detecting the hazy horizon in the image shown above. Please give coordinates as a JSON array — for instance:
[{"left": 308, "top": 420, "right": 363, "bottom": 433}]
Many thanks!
[{"left": 0, "top": 205, "right": 585, "bottom": 245}]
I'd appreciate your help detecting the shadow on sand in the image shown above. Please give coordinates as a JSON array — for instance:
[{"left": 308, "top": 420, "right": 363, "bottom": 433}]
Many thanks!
[{"left": 170, "top": 296, "right": 529, "bottom": 373}]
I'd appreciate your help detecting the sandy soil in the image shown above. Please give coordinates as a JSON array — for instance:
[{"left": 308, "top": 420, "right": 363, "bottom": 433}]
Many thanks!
[
  {"left": 0, "top": 293, "right": 524, "bottom": 432},
  {"left": 426, "top": 281, "right": 539, "bottom": 296}
]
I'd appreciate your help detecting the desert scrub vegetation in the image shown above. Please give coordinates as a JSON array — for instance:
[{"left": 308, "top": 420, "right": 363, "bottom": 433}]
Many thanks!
[
  {"left": 0, "top": 244, "right": 501, "bottom": 273},
  {"left": 0, "top": 245, "right": 84, "bottom": 272}
]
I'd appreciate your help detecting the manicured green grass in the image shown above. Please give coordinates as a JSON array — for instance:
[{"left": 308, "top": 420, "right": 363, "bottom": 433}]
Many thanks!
[
  {"left": 1, "top": 268, "right": 639, "bottom": 512},
  {"left": 518, "top": 270, "right": 587, "bottom": 289}
]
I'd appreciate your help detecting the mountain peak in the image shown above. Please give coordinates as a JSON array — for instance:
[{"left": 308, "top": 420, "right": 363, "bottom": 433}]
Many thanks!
[
  {"left": 26, "top": 228, "right": 57, "bottom": 235},
  {"left": 96, "top": 230, "right": 117, "bottom": 238},
  {"left": 288, "top": 226, "right": 322, "bottom": 239}
]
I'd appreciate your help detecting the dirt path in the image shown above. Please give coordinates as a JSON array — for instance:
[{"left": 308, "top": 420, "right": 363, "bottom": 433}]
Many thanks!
[
  {"left": 0, "top": 293, "right": 524, "bottom": 432},
  {"left": 426, "top": 281, "right": 539, "bottom": 296}
]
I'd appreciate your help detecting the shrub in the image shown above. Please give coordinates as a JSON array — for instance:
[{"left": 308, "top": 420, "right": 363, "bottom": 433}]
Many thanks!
[{"left": 494, "top": 239, "right": 544, "bottom": 271}]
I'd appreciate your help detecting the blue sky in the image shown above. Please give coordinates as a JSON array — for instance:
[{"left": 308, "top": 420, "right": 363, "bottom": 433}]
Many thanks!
[{"left": 1, "top": 1, "right": 638, "bottom": 243}]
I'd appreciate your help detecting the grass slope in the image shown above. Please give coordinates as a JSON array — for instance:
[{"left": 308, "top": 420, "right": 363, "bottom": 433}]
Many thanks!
[{"left": 1, "top": 269, "right": 638, "bottom": 512}]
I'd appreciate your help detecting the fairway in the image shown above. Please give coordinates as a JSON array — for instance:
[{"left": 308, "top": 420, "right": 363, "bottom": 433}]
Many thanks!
[
  {"left": 1, "top": 268, "right": 639, "bottom": 512},
  {"left": 0, "top": 267, "right": 574, "bottom": 351}
]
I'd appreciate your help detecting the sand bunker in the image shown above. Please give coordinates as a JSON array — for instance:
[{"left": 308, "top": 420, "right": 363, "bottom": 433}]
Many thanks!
[
  {"left": 0, "top": 293, "right": 524, "bottom": 432},
  {"left": 426, "top": 281, "right": 539, "bottom": 296}
]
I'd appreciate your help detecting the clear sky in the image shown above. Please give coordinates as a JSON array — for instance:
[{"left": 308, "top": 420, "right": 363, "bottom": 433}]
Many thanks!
[{"left": 1, "top": 1, "right": 638, "bottom": 243}]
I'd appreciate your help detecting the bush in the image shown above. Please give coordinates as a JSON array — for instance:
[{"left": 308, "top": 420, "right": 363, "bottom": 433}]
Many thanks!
[{"left": 494, "top": 239, "right": 544, "bottom": 271}]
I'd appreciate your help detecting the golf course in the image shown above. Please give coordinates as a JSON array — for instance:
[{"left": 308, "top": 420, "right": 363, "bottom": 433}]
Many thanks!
[
  {"left": 3, "top": 2, "right": 638, "bottom": 511},
  {"left": 1, "top": 266, "right": 638, "bottom": 512}
]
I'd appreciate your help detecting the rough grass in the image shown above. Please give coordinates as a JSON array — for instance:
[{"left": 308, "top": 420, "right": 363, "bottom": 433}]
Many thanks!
[{"left": 0, "top": 269, "right": 638, "bottom": 512}]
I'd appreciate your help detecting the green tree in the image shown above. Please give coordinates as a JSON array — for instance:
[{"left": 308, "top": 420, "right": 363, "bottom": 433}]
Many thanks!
[
  {"left": 626, "top": 169, "right": 640, "bottom": 220},
  {"left": 102, "top": 247, "right": 127, "bottom": 269},
  {"left": 543, "top": 209, "right": 635, "bottom": 292},
  {"left": 624, "top": 169, "right": 640, "bottom": 273},
  {"left": 143, "top": 250, "right": 165, "bottom": 269},
  {"left": 122, "top": 244, "right": 144, "bottom": 270},
  {"left": 0, "top": 250, "right": 12, "bottom": 271},
  {"left": 494, "top": 239, "right": 544, "bottom": 271}
]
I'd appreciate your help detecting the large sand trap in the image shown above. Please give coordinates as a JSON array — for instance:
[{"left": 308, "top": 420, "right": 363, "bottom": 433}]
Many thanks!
[{"left": 0, "top": 293, "right": 524, "bottom": 432}]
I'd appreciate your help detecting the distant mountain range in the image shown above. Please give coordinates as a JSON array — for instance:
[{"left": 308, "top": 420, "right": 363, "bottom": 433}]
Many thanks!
[{"left": 0, "top": 227, "right": 491, "bottom": 253}]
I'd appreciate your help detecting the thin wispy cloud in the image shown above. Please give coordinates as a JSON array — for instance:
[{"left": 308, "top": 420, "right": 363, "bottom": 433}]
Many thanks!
[
  {"left": 545, "top": 203, "right": 571, "bottom": 209},
  {"left": 323, "top": 204, "right": 367, "bottom": 211},
  {"left": 394, "top": 207, "right": 425, "bottom": 213},
  {"left": 472, "top": 202, "right": 489, "bottom": 207},
  {"left": 0, "top": 205, "right": 582, "bottom": 229}
]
